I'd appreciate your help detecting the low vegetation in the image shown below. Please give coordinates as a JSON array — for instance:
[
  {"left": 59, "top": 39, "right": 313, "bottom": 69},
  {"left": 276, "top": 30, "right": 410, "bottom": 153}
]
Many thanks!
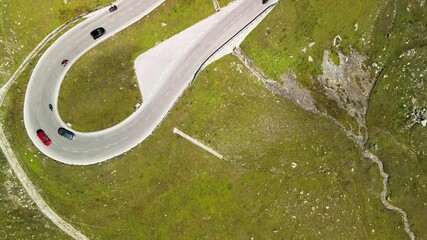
[
  {"left": 241, "top": 0, "right": 382, "bottom": 136},
  {"left": 366, "top": 0, "right": 427, "bottom": 236},
  {"left": 0, "top": 154, "right": 70, "bottom": 239},
  {"left": 243, "top": 0, "right": 427, "bottom": 238},
  {"left": 217, "top": 0, "right": 234, "bottom": 7}
]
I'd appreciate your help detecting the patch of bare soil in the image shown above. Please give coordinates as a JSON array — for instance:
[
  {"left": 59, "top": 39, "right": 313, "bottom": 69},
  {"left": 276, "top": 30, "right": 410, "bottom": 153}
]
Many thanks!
[
  {"left": 264, "top": 74, "right": 318, "bottom": 113},
  {"left": 318, "top": 50, "right": 374, "bottom": 138},
  {"left": 233, "top": 47, "right": 317, "bottom": 113}
]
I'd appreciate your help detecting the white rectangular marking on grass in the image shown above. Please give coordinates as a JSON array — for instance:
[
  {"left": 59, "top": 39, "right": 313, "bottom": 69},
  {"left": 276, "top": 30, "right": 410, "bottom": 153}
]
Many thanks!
[{"left": 173, "top": 128, "right": 224, "bottom": 160}]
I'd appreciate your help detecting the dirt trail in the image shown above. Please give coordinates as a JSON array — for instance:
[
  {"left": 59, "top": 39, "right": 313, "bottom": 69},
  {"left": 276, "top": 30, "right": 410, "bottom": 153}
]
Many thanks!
[
  {"left": 363, "top": 151, "right": 416, "bottom": 240},
  {"left": 0, "top": 123, "right": 89, "bottom": 240},
  {"left": 0, "top": 9, "right": 102, "bottom": 240}
]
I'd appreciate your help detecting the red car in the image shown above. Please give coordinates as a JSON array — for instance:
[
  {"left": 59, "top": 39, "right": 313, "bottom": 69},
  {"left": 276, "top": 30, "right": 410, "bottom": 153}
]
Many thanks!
[{"left": 37, "top": 129, "right": 52, "bottom": 146}]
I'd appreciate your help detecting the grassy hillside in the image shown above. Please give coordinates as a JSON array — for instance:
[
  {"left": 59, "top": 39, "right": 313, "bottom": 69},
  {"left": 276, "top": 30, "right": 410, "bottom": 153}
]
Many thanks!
[
  {"left": 0, "top": 153, "right": 71, "bottom": 239},
  {"left": 243, "top": 0, "right": 427, "bottom": 238},
  {"left": 366, "top": 0, "right": 427, "bottom": 236},
  {"left": 3, "top": 53, "right": 407, "bottom": 239}
]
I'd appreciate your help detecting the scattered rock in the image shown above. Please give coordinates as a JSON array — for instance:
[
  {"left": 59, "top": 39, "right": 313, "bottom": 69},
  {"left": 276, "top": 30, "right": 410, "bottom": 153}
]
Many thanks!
[
  {"left": 161, "top": 22, "right": 167, "bottom": 27},
  {"left": 291, "top": 162, "right": 298, "bottom": 168},
  {"left": 406, "top": 106, "right": 427, "bottom": 128},
  {"left": 308, "top": 56, "right": 313, "bottom": 62},
  {"left": 333, "top": 35, "right": 342, "bottom": 47},
  {"left": 309, "top": 42, "right": 315, "bottom": 48}
]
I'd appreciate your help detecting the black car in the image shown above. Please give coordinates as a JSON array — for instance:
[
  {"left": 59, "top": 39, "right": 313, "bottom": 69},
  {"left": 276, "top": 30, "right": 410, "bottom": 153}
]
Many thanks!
[
  {"left": 58, "top": 127, "right": 75, "bottom": 140},
  {"left": 262, "top": 0, "right": 269, "bottom": 3},
  {"left": 109, "top": 5, "right": 118, "bottom": 12},
  {"left": 90, "top": 27, "right": 106, "bottom": 40}
]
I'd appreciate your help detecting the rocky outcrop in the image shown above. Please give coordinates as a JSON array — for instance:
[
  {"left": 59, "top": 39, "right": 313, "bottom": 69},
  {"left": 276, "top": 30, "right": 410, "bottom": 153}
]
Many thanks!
[{"left": 406, "top": 105, "right": 427, "bottom": 128}]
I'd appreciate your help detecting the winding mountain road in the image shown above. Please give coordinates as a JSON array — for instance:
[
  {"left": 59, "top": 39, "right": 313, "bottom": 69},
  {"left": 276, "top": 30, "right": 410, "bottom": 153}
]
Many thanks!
[{"left": 24, "top": 0, "right": 278, "bottom": 165}]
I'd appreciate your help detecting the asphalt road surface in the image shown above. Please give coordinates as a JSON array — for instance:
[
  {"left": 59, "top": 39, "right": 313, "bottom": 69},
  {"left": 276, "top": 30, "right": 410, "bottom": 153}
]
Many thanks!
[{"left": 24, "top": 0, "right": 278, "bottom": 165}]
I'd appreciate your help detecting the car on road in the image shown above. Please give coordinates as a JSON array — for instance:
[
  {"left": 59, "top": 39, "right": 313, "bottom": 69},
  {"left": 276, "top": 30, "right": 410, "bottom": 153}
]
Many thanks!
[
  {"left": 58, "top": 127, "right": 75, "bottom": 140},
  {"left": 61, "top": 59, "right": 69, "bottom": 66},
  {"left": 37, "top": 129, "right": 52, "bottom": 146},
  {"left": 262, "top": 0, "right": 269, "bottom": 3},
  {"left": 109, "top": 5, "right": 118, "bottom": 12},
  {"left": 90, "top": 27, "right": 106, "bottom": 40}
]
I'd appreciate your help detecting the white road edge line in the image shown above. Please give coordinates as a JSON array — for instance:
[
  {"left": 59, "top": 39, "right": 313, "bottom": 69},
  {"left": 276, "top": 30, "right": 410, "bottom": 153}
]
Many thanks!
[{"left": 173, "top": 127, "right": 224, "bottom": 160}]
